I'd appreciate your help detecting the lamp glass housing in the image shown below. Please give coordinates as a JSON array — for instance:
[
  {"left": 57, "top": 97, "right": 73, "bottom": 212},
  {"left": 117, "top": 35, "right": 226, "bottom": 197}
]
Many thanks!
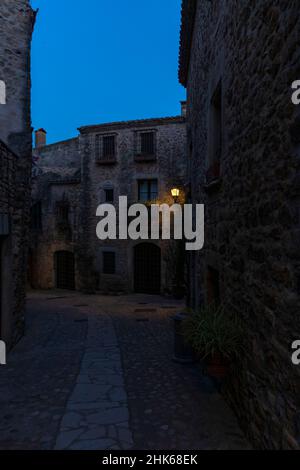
[{"left": 171, "top": 188, "right": 180, "bottom": 198}]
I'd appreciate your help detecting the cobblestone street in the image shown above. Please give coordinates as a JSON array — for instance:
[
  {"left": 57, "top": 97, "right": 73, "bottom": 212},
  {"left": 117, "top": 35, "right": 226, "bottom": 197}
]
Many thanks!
[{"left": 0, "top": 291, "right": 250, "bottom": 450}]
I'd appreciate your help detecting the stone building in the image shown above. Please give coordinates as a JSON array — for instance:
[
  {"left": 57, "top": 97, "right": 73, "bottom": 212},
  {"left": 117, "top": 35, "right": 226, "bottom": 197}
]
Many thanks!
[
  {"left": 30, "top": 133, "right": 81, "bottom": 291},
  {"left": 30, "top": 104, "right": 187, "bottom": 295},
  {"left": 179, "top": 0, "right": 300, "bottom": 449},
  {"left": 0, "top": 0, "right": 35, "bottom": 348}
]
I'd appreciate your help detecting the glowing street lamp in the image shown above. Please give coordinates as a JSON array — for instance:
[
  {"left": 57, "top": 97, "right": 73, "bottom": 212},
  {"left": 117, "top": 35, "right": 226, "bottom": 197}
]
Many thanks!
[{"left": 171, "top": 188, "right": 180, "bottom": 203}]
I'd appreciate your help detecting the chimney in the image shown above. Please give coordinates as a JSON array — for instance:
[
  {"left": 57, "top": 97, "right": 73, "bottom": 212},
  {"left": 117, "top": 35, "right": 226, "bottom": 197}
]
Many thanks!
[
  {"left": 35, "top": 128, "right": 47, "bottom": 148},
  {"left": 181, "top": 101, "right": 187, "bottom": 117}
]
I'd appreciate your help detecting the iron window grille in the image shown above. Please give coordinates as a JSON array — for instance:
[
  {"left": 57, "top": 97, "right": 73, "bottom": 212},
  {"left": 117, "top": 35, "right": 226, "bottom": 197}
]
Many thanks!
[
  {"left": 95, "top": 134, "right": 117, "bottom": 163},
  {"left": 141, "top": 132, "right": 154, "bottom": 155},
  {"left": 135, "top": 130, "right": 156, "bottom": 160}
]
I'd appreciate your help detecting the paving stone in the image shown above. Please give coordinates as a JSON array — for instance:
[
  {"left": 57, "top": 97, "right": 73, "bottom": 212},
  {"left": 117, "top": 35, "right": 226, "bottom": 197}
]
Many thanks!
[
  {"left": 80, "top": 427, "right": 107, "bottom": 440},
  {"left": 118, "top": 427, "right": 134, "bottom": 444},
  {"left": 109, "top": 387, "right": 128, "bottom": 402},
  {"left": 77, "top": 375, "right": 92, "bottom": 384},
  {"left": 108, "top": 425, "right": 118, "bottom": 439},
  {"left": 69, "top": 438, "right": 116, "bottom": 450},
  {"left": 55, "top": 429, "right": 83, "bottom": 450},
  {"left": 69, "top": 384, "right": 110, "bottom": 403},
  {"left": 86, "top": 408, "right": 129, "bottom": 425},
  {"left": 67, "top": 402, "right": 109, "bottom": 411},
  {"left": 91, "top": 376, "right": 124, "bottom": 386},
  {"left": 60, "top": 412, "right": 82, "bottom": 429}
]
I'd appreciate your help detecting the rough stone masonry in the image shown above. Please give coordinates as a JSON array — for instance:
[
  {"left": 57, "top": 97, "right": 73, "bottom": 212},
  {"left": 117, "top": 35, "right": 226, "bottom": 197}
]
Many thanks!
[
  {"left": 179, "top": 0, "right": 300, "bottom": 449},
  {"left": 0, "top": 0, "right": 35, "bottom": 348}
]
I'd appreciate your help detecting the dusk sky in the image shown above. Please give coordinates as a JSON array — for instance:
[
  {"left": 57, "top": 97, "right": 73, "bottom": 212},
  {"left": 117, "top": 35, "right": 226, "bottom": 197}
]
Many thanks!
[{"left": 30, "top": 0, "right": 186, "bottom": 144}]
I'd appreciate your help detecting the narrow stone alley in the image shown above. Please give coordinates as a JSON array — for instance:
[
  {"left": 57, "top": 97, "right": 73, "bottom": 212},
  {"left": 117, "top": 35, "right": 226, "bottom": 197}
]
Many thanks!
[{"left": 0, "top": 292, "right": 249, "bottom": 450}]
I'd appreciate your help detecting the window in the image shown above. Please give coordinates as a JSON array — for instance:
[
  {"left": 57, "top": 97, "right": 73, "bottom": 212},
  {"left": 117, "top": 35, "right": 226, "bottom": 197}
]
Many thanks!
[
  {"left": 31, "top": 202, "right": 42, "bottom": 231},
  {"left": 138, "top": 179, "right": 158, "bottom": 202},
  {"left": 135, "top": 131, "right": 156, "bottom": 160},
  {"left": 96, "top": 134, "right": 116, "bottom": 162},
  {"left": 103, "top": 251, "right": 116, "bottom": 274},
  {"left": 140, "top": 131, "right": 155, "bottom": 155},
  {"left": 207, "top": 81, "right": 222, "bottom": 181},
  {"left": 56, "top": 201, "right": 69, "bottom": 224},
  {"left": 103, "top": 135, "right": 115, "bottom": 158},
  {"left": 105, "top": 188, "right": 114, "bottom": 203}
]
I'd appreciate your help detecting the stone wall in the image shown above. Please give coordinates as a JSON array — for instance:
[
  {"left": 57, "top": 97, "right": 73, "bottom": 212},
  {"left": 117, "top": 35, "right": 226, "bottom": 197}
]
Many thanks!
[
  {"left": 180, "top": 0, "right": 300, "bottom": 449},
  {"left": 0, "top": 137, "right": 32, "bottom": 347},
  {"left": 0, "top": 0, "right": 35, "bottom": 348},
  {"left": 33, "top": 138, "right": 80, "bottom": 169},
  {"left": 0, "top": 0, "right": 35, "bottom": 153}
]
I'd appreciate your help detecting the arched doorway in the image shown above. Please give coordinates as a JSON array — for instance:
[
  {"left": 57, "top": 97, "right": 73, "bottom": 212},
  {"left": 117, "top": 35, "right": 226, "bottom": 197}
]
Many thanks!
[
  {"left": 134, "top": 243, "right": 161, "bottom": 294},
  {"left": 54, "top": 251, "right": 75, "bottom": 290}
]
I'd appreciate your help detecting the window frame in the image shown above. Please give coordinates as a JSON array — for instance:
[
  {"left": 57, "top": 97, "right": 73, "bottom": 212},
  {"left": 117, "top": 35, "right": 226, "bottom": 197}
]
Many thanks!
[
  {"left": 140, "top": 131, "right": 155, "bottom": 156},
  {"left": 137, "top": 179, "right": 158, "bottom": 202},
  {"left": 135, "top": 129, "right": 157, "bottom": 160},
  {"left": 95, "top": 133, "right": 117, "bottom": 163}
]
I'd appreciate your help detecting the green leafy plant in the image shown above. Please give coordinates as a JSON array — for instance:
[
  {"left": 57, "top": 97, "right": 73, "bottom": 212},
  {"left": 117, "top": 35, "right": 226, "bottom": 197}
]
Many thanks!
[{"left": 183, "top": 303, "right": 243, "bottom": 360}]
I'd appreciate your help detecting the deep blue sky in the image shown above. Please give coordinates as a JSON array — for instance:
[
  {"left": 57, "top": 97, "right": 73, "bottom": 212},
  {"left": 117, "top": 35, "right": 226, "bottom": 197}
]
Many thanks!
[{"left": 30, "top": 0, "right": 185, "bottom": 144}]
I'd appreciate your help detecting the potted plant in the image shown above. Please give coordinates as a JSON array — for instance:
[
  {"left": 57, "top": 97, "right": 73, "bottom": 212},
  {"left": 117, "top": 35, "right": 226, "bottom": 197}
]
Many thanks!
[{"left": 183, "top": 303, "right": 243, "bottom": 379}]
